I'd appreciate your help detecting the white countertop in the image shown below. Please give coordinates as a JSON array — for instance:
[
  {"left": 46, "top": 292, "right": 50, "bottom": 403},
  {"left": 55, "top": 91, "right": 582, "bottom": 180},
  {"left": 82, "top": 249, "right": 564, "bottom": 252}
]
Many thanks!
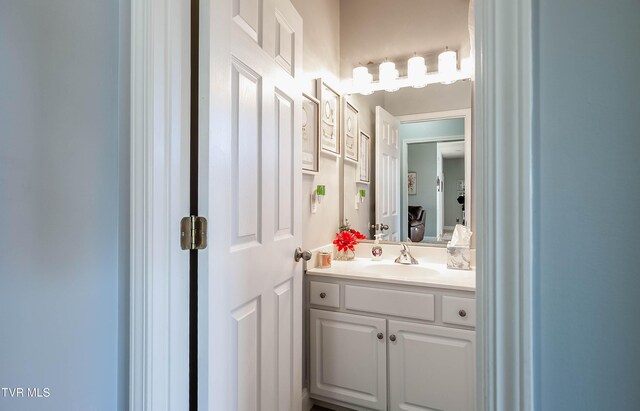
[{"left": 307, "top": 258, "right": 476, "bottom": 292}]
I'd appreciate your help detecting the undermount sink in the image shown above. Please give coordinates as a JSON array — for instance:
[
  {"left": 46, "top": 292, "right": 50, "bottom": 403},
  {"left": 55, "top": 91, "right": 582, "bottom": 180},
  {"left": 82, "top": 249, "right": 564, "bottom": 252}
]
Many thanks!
[{"left": 359, "top": 262, "right": 440, "bottom": 277}]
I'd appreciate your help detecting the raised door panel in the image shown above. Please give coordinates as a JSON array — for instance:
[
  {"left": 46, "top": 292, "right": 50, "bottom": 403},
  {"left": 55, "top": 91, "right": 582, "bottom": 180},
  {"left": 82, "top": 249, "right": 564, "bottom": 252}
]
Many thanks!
[
  {"left": 274, "top": 11, "right": 295, "bottom": 75},
  {"left": 232, "top": 0, "right": 263, "bottom": 43},
  {"left": 375, "top": 106, "right": 400, "bottom": 241},
  {"left": 231, "top": 58, "right": 263, "bottom": 250},
  {"left": 231, "top": 299, "right": 261, "bottom": 411},
  {"left": 274, "top": 279, "right": 294, "bottom": 411},
  {"left": 389, "top": 320, "right": 475, "bottom": 411},
  {"left": 310, "top": 309, "right": 387, "bottom": 411},
  {"left": 274, "top": 89, "right": 294, "bottom": 240}
]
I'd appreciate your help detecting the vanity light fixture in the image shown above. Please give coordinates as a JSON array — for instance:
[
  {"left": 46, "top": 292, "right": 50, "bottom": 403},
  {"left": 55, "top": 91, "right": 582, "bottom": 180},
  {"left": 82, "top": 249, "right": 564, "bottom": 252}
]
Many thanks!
[
  {"left": 379, "top": 61, "right": 399, "bottom": 92},
  {"left": 407, "top": 55, "right": 427, "bottom": 88},
  {"left": 352, "top": 65, "right": 373, "bottom": 95},
  {"left": 347, "top": 50, "right": 471, "bottom": 95},
  {"left": 438, "top": 47, "right": 458, "bottom": 84}
]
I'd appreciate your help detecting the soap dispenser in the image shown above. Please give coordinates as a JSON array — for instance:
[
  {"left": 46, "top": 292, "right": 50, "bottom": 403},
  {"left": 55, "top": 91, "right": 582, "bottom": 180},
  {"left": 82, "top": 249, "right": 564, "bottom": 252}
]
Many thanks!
[{"left": 371, "top": 233, "right": 383, "bottom": 261}]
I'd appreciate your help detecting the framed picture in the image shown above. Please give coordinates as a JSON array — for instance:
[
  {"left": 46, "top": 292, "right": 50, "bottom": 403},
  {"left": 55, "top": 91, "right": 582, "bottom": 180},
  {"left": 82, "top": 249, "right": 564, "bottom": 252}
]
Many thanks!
[
  {"left": 358, "top": 131, "right": 370, "bottom": 183},
  {"left": 344, "top": 101, "right": 359, "bottom": 163},
  {"left": 301, "top": 93, "right": 320, "bottom": 173},
  {"left": 317, "top": 79, "right": 341, "bottom": 156},
  {"left": 408, "top": 172, "right": 417, "bottom": 195}
]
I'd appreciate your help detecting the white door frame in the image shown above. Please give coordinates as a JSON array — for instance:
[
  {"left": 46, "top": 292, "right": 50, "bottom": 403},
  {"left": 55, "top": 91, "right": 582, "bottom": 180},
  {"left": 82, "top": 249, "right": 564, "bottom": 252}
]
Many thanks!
[
  {"left": 475, "top": 0, "right": 534, "bottom": 410},
  {"left": 397, "top": 109, "right": 472, "bottom": 243},
  {"left": 129, "top": 0, "right": 191, "bottom": 410},
  {"left": 129, "top": 0, "right": 535, "bottom": 410}
]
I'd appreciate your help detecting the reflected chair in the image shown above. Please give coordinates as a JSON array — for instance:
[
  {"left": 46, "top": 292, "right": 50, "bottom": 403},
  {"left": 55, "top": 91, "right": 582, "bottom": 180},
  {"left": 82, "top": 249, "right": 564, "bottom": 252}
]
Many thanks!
[{"left": 408, "top": 206, "right": 426, "bottom": 242}]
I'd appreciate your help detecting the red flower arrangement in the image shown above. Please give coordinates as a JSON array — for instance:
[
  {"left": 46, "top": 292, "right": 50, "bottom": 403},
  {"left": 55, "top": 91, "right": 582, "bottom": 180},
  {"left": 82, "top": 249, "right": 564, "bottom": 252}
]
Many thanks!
[{"left": 333, "top": 227, "right": 367, "bottom": 252}]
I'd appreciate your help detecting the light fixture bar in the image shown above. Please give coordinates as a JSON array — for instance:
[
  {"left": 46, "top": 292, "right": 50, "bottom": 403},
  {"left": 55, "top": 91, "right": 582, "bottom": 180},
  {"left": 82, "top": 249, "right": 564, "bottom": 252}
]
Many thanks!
[{"left": 343, "top": 69, "right": 472, "bottom": 95}]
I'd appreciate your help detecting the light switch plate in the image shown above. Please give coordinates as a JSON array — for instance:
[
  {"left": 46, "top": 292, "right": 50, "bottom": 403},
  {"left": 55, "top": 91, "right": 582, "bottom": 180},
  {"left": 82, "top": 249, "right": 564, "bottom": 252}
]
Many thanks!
[{"left": 311, "top": 194, "right": 317, "bottom": 214}]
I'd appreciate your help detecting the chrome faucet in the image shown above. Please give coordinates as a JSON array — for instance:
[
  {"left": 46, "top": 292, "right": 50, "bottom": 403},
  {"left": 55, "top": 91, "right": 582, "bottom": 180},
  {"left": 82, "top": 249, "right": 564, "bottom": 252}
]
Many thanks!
[{"left": 395, "top": 243, "right": 419, "bottom": 265}]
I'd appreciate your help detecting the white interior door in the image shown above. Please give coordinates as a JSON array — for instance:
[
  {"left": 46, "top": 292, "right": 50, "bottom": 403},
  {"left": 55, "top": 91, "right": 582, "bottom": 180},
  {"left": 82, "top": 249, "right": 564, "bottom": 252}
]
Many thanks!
[
  {"left": 436, "top": 144, "right": 444, "bottom": 240},
  {"left": 199, "top": 0, "right": 303, "bottom": 410},
  {"left": 375, "top": 106, "right": 401, "bottom": 241}
]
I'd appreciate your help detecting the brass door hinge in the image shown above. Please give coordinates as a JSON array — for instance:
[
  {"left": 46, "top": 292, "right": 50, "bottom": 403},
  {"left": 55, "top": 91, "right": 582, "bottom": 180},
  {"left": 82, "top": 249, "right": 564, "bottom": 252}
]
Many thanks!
[{"left": 180, "top": 216, "right": 208, "bottom": 250}]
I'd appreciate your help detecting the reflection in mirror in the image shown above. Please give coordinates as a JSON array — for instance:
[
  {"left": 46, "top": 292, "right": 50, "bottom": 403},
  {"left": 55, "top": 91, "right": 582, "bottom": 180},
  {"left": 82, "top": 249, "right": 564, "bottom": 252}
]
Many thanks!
[
  {"left": 404, "top": 137, "right": 465, "bottom": 244},
  {"left": 343, "top": 105, "right": 472, "bottom": 246}
]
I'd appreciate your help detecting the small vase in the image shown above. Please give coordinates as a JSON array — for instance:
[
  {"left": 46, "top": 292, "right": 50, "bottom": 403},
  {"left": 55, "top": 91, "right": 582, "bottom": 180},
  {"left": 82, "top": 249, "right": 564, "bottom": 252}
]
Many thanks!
[{"left": 335, "top": 249, "right": 355, "bottom": 261}]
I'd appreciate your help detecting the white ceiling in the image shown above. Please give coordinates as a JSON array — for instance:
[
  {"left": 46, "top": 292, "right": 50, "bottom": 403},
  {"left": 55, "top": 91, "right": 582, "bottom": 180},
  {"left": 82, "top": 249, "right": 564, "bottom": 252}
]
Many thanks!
[
  {"left": 439, "top": 141, "right": 465, "bottom": 159},
  {"left": 339, "top": 0, "right": 471, "bottom": 79}
]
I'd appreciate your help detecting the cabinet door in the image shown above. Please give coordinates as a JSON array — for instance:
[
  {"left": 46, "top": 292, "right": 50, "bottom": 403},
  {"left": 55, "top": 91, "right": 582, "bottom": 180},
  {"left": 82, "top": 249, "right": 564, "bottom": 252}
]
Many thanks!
[
  {"left": 310, "top": 309, "right": 387, "bottom": 410},
  {"left": 388, "top": 320, "right": 475, "bottom": 411}
]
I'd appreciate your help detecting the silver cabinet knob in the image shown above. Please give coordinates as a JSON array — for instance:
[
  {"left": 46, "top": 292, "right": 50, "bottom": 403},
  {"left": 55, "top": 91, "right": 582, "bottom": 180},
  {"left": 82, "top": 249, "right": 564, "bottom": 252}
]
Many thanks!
[
  {"left": 459, "top": 309, "right": 467, "bottom": 318},
  {"left": 377, "top": 332, "right": 384, "bottom": 340},
  {"left": 389, "top": 334, "right": 396, "bottom": 342},
  {"left": 294, "top": 247, "right": 312, "bottom": 262},
  {"left": 320, "top": 292, "right": 326, "bottom": 299}
]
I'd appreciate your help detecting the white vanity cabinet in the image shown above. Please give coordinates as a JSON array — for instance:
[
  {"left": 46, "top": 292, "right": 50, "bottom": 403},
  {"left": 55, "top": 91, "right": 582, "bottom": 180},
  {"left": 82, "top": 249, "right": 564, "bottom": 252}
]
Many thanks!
[
  {"left": 307, "top": 274, "right": 476, "bottom": 411},
  {"left": 310, "top": 309, "right": 387, "bottom": 410},
  {"left": 388, "top": 320, "right": 475, "bottom": 411}
]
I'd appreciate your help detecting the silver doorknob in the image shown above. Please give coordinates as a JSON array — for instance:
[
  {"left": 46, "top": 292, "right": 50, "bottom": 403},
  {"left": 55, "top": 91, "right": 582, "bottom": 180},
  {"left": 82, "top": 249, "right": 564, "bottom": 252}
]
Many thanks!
[
  {"left": 389, "top": 334, "right": 396, "bottom": 342},
  {"left": 294, "top": 247, "right": 312, "bottom": 262}
]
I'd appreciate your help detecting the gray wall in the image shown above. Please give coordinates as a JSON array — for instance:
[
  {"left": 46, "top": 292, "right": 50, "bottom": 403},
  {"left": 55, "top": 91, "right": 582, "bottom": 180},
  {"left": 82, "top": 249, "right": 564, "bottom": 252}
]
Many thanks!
[
  {"left": 0, "top": 1, "right": 129, "bottom": 410},
  {"left": 407, "top": 143, "right": 437, "bottom": 238},
  {"left": 443, "top": 158, "right": 464, "bottom": 227},
  {"left": 535, "top": 0, "right": 640, "bottom": 409}
]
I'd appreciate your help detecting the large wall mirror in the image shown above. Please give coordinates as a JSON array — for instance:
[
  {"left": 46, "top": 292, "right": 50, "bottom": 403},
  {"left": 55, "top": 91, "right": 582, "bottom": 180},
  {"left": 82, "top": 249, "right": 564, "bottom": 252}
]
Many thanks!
[{"left": 341, "top": 95, "right": 473, "bottom": 246}]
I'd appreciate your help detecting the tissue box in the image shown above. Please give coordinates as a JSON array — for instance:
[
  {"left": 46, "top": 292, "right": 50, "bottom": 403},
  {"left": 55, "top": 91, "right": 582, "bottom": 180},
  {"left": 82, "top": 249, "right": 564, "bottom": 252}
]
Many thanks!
[{"left": 447, "top": 244, "right": 471, "bottom": 270}]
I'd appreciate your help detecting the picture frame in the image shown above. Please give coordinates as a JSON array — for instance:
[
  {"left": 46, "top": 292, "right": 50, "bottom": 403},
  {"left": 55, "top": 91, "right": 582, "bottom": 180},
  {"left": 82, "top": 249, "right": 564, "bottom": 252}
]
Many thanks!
[
  {"left": 344, "top": 101, "right": 359, "bottom": 163},
  {"left": 301, "top": 93, "right": 320, "bottom": 173},
  {"left": 408, "top": 172, "right": 417, "bottom": 195},
  {"left": 317, "top": 79, "right": 341, "bottom": 157},
  {"left": 358, "top": 131, "right": 370, "bottom": 183}
]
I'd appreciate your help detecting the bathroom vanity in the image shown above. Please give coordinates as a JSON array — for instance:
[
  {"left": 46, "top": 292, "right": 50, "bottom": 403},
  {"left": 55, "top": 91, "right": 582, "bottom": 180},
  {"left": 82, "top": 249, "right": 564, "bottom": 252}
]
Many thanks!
[{"left": 306, "top": 257, "right": 476, "bottom": 411}]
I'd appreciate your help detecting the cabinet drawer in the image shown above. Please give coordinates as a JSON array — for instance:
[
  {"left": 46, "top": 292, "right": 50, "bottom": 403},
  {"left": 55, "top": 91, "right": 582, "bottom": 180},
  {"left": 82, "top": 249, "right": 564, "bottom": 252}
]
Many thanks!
[
  {"left": 442, "top": 296, "right": 476, "bottom": 328},
  {"left": 309, "top": 281, "right": 340, "bottom": 308},
  {"left": 344, "top": 285, "right": 434, "bottom": 321}
]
